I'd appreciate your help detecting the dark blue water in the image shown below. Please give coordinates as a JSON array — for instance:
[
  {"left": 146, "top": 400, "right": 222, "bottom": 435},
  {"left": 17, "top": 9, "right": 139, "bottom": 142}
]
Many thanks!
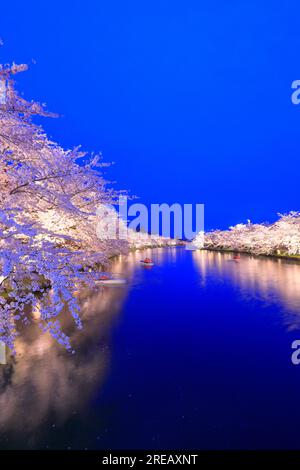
[{"left": 1, "top": 247, "right": 300, "bottom": 449}]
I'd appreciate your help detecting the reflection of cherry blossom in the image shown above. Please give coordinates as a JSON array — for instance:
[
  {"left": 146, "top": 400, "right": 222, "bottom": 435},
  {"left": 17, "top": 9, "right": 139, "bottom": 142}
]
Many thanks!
[
  {"left": 0, "top": 284, "right": 128, "bottom": 441},
  {"left": 193, "top": 250, "right": 300, "bottom": 329}
]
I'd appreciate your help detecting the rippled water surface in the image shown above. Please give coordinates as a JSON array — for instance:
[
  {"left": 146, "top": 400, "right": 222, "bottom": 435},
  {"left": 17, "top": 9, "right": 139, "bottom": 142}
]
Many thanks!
[{"left": 1, "top": 248, "right": 300, "bottom": 449}]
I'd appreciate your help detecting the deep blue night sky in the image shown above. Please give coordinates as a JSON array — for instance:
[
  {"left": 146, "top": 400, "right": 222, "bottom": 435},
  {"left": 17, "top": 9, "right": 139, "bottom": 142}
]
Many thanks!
[{"left": 1, "top": 1, "right": 300, "bottom": 230}]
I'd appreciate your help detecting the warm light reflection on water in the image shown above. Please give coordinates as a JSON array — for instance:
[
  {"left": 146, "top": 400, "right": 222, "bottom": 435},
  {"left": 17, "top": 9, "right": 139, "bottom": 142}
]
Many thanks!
[
  {"left": 2, "top": 247, "right": 300, "bottom": 449},
  {"left": 193, "top": 250, "right": 300, "bottom": 329},
  {"left": 0, "top": 280, "right": 129, "bottom": 441},
  {"left": 0, "top": 248, "right": 175, "bottom": 443}
]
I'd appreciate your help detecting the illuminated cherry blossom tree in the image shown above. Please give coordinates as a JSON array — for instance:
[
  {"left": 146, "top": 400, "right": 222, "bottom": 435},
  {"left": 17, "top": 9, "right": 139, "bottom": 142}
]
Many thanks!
[
  {"left": 0, "top": 62, "right": 129, "bottom": 352},
  {"left": 196, "top": 212, "right": 300, "bottom": 257},
  {"left": 0, "top": 59, "right": 177, "bottom": 354}
]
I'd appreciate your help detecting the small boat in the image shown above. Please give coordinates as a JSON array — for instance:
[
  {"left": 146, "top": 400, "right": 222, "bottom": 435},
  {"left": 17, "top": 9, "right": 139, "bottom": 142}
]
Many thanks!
[
  {"left": 96, "top": 274, "right": 127, "bottom": 286},
  {"left": 140, "top": 258, "right": 154, "bottom": 267},
  {"left": 233, "top": 254, "right": 241, "bottom": 260}
]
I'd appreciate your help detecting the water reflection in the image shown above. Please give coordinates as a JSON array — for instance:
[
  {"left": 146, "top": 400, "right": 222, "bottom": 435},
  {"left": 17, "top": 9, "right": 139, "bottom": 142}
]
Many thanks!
[
  {"left": 193, "top": 250, "right": 300, "bottom": 330},
  {"left": 0, "top": 248, "right": 175, "bottom": 445},
  {"left": 0, "top": 266, "right": 130, "bottom": 444},
  {"left": 2, "top": 247, "right": 300, "bottom": 448}
]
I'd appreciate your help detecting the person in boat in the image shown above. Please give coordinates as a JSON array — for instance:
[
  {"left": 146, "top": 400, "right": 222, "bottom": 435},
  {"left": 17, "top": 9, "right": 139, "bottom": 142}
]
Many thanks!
[
  {"left": 99, "top": 274, "right": 110, "bottom": 280},
  {"left": 142, "top": 258, "right": 153, "bottom": 263}
]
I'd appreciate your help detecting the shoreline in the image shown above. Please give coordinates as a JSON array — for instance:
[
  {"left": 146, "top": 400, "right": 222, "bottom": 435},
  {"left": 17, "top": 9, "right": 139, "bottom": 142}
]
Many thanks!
[{"left": 203, "top": 247, "right": 300, "bottom": 263}]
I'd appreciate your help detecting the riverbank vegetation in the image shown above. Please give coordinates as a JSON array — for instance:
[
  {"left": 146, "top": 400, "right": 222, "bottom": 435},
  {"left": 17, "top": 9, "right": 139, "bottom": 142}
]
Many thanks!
[{"left": 194, "top": 212, "right": 300, "bottom": 258}]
